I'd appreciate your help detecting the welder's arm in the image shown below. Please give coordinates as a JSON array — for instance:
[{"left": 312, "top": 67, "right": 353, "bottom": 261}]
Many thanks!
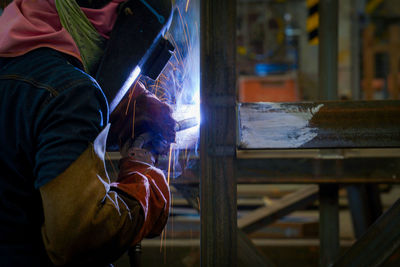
[
  {"left": 34, "top": 81, "right": 171, "bottom": 266},
  {"left": 39, "top": 125, "right": 170, "bottom": 265}
]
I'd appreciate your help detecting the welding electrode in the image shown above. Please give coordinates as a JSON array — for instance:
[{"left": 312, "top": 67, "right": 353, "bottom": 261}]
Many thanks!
[{"left": 175, "top": 117, "right": 198, "bottom": 132}]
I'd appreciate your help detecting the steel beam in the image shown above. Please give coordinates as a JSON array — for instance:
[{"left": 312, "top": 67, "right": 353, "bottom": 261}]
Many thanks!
[
  {"left": 316, "top": 0, "right": 340, "bottom": 258},
  {"left": 347, "top": 185, "right": 383, "bottom": 238},
  {"left": 333, "top": 198, "right": 400, "bottom": 267},
  {"left": 238, "top": 185, "right": 319, "bottom": 233},
  {"left": 108, "top": 155, "right": 400, "bottom": 185},
  {"left": 319, "top": 184, "right": 339, "bottom": 267},
  {"left": 350, "top": 0, "right": 362, "bottom": 100},
  {"left": 238, "top": 101, "right": 400, "bottom": 149},
  {"left": 200, "top": 0, "right": 237, "bottom": 266},
  {"left": 319, "top": 0, "right": 338, "bottom": 100},
  {"left": 238, "top": 230, "right": 275, "bottom": 267}
]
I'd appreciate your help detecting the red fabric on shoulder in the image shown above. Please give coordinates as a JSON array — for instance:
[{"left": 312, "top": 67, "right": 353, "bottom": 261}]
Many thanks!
[{"left": 0, "top": 0, "right": 124, "bottom": 60}]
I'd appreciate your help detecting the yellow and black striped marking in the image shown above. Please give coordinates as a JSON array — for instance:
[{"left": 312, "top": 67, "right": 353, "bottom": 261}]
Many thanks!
[
  {"left": 307, "top": 0, "right": 319, "bottom": 45},
  {"left": 365, "top": 0, "right": 384, "bottom": 14}
]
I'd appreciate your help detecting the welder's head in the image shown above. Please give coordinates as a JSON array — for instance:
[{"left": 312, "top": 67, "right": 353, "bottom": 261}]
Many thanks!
[{"left": 83, "top": 0, "right": 175, "bottom": 113}]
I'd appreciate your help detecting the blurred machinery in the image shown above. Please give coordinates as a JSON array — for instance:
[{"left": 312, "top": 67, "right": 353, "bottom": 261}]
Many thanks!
[
  {"left": 237, "top": 0, "right": 301, "bottom": 103},
  {"left": 362, "top": 0, "right": 400, "bottom": 100}
]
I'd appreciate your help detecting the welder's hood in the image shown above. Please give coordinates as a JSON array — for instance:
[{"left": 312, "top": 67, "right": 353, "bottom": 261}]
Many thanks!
[{"left": 95, "top": 0, "right": 174, "bottom": 113}]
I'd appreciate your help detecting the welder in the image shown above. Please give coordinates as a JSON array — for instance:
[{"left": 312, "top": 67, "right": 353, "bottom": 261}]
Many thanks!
[{"left": 0, "top": 0, "right": 175, "bottom": 266}]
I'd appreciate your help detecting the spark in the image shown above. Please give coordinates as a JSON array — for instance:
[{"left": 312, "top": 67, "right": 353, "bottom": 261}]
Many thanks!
[
  {"left": 125, "top": 75, "right": 141, "bottom": 115},
  {"left": 164, "top": 227, "right": 167, "bottom": 263},
  {"left": 167, "top": 33, "right": 185, "bottom": 67},
  {"left": 171, "top": 194, "right": 174, "bottom": 242},
  {"left": 154, "top": 78, "right": 160, "bottom": 96},
  {"left": 184, "top": 20, "right": 191, "bottom": 45},
  {"left": 160, "top": 229, "right": 164, "bottom": 252},
  {"left": 167, "top": 144, "right": 173, "bottom": 185},
  {"left": 172, "top": 146, "right": 176, "bottom": 180},
  {"left": 168, "top": 61, "right": 175, "bottom": 69},
  {"left": 159, "top": 72, "right": 167, "bottom": 80},
  {"left": 185, "top": 0, "right": 190, "bottom": 12},
  {"left": 177, "top": 7, "right": 190, "bottom": 57},
  {"left": 131, "top": 100, "right": 136, "bottom": 139}
]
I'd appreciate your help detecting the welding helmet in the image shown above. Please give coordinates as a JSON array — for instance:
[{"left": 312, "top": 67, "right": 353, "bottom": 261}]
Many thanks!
[{"left": 78, "top": 0, "right": 175, "bottom": 113}]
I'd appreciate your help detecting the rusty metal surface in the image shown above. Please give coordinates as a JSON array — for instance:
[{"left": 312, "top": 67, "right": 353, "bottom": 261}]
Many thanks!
[{"left": 238, "top": 100, "right": 400, "bottom": 149}]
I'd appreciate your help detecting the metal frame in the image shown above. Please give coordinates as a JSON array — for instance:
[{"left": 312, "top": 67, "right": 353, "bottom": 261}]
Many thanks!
[
  {"left": 198, "top": 0, "right": 400, "bottom": 266},
  {"left": 200, "top": 0, "right": 237, "bottom": 266},
  {"left": 318, "top": 1, "right": 340, "bottom": 261}
]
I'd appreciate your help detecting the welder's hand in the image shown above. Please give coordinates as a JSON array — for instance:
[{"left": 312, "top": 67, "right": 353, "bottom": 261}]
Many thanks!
[
  {"left": 114, "top": 156, "right": 170, "bottom": 244},
  {"left": 108, "top": 81, "right": 176, "bottom": 154}
]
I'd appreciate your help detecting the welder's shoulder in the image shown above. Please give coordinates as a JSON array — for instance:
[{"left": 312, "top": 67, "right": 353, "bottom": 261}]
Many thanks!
[{"left": 2, "top": 47, "right": 107, "bottom": 108}]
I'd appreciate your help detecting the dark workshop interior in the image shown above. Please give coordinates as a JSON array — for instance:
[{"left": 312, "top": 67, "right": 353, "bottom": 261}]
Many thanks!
[{"left": 1, "top": 0, "right": 400, "bottom": 266}]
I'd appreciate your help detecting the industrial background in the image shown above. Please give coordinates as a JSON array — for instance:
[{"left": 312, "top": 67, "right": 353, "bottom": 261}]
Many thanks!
[{"left": 1, "top": 0, "right": 400, "bottom": 266}]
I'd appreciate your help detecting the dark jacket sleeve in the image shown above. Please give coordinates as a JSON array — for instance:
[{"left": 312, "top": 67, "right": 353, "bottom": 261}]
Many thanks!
[
  {"left": 33, "top": 78, "right": 109, "bottom": 188},
  {"left": 35, "top": 78, "right": 169, "bottom": 266}
]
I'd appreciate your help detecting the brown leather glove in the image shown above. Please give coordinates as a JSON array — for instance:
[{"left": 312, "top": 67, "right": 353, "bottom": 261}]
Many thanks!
[
  {"left": 111, "top": 157, "right": 170, "bottom": 245},
  {"left": 108, "top": 81, "right": 176, "bottom": 154}
]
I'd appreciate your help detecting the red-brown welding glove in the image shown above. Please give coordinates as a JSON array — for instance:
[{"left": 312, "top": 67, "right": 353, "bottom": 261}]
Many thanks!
[
  {"left": 108, "top": 81, "right": 176, "bottom": 154},
  {"left": 111, "top": 156, "right": 170, "bottom": 245}
]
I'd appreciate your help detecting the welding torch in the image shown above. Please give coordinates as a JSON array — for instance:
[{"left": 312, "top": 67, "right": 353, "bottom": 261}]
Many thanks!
[
  {"left": 121, "top": 117, "right": 198, "bottom": 162},
  {"left": 134, "top": 116, "right": 198, "bottom": 147}
]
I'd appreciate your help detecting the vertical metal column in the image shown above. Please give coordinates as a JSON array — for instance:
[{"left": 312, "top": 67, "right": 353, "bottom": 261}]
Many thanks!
[
  {"left": 319, "top": 0, "right": 339, "bottom": 101},
  {"left": 350, "top": 0, "right": 361, "bottom": 100},
  {"left": 319, "top": 183, "right": 340, "bottom": 267},
  {"left": 200, "top": 0, "right": 237, "bottom": 266},
  {"left": 318, "top": 0, "right": 339, "bottom": 266}
]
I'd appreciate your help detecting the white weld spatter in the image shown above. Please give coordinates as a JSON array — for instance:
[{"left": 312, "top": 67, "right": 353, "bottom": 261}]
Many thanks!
[{"left": 240, "top": 103, "right": 324, "bottom": 149}]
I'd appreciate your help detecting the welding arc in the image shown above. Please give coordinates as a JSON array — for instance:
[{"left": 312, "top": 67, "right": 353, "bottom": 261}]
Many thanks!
[{"left": 175, "top": 117, "right": 198, "bottom": 132}]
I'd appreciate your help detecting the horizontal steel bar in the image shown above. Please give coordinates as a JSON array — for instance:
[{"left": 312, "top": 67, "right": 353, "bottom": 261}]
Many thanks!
[
  {"left": 237, "top": 148, "right": 400, "bottom": 159},
  {"left": 106, "top": 156, "right": 400, "bottom": 184},
  {"left": 238, "top": 100, "right": 400, "bottom": 149},
  {"left": 109, "top": 148, "right": 400, "bottom": 161}
]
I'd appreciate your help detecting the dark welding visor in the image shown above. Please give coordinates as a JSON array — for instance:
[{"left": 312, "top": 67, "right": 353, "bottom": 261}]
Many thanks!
[{"left": 95, "top": 0, "right": 174, "bottom": 113}]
